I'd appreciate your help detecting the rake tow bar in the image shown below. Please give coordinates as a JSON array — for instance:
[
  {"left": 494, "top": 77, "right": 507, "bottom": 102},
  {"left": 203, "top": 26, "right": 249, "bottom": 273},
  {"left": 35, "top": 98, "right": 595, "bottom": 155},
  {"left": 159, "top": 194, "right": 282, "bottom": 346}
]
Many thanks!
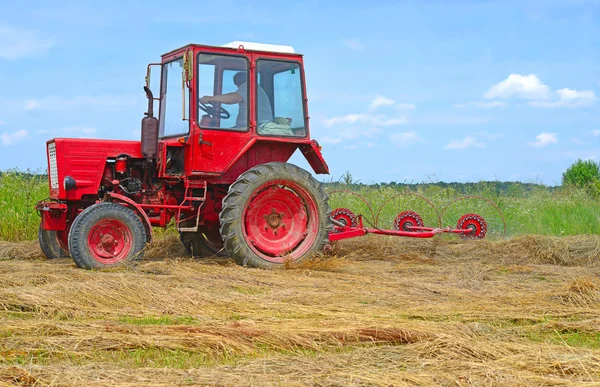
[{"left": 326, "top": 190, "right": 504, "bottom": 242}]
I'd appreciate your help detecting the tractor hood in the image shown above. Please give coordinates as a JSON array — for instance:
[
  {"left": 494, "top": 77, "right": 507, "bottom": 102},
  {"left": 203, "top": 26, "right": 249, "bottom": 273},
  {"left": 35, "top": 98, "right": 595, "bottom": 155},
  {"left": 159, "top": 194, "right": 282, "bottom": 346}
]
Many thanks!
[{"left": 46, "top": 138, "right": 143, "bottom": 200}]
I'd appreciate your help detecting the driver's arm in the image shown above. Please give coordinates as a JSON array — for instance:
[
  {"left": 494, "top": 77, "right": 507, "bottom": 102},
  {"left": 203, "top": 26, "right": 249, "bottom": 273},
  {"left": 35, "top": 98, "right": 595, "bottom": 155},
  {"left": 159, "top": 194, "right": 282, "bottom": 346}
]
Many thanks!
[{"left": 200, "top": 92, "right": 242, "bottom": 104}]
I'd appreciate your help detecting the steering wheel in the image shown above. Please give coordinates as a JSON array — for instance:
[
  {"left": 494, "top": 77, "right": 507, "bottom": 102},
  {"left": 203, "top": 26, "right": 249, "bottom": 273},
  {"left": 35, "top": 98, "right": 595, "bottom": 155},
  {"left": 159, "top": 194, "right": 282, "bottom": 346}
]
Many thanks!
[{"left": 199, "top": 103, "right": 230, "bottom": 119}]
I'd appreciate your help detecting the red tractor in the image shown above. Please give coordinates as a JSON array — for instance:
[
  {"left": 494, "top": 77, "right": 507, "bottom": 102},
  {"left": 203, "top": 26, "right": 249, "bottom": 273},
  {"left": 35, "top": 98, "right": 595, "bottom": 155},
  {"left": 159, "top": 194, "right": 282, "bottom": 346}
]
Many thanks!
[
  {"left": 36, "top": 42, "right": 493, "bottom": 270},
  {"left": 37, "top": 42, "right": 332, "bottom": 269}
]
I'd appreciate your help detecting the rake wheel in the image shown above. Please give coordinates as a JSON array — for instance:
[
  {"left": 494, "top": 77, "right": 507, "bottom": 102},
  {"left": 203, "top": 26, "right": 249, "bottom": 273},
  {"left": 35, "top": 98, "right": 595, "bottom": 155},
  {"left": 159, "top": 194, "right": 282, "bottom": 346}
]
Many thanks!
[
  {"left": 331, "top": 208, "right": 358, "bottom": 233},
  {"left": 393, "top": 211, "right": 425, "bottom": 232},
  {"left": 456, "top": 213, "right": 487, "bottom": 240}
]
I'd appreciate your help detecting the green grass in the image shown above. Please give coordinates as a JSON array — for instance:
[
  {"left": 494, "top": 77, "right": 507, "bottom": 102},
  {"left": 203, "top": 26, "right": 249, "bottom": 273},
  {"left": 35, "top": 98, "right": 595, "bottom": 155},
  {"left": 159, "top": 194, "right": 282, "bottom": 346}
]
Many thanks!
[
  {"left": 326, "top": 182, "right": 600, "bottom": 238},
  {"left": 0, "top": 170, "right": 48, "bottom": 241},
  {"left": 2, "top": 170, "right": 600, "bottom": 242},
  {"left": 117, "top": 315, "right": 197, "bottom": 325},
  {"left": 528, "top": 329, "right": 600, "bottom": 349}
]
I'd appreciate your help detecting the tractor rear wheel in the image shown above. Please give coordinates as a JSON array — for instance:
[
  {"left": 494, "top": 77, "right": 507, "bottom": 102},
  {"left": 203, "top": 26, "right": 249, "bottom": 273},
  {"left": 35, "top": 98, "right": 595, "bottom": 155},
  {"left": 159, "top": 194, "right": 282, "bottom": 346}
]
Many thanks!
[
  {"left": 68, "top": 202, "right": 147, "bottom": 269},
  {"left": 219, "top": 162, "right": 331, "bottom": 268},
  {"left": 180, "top": 226, "right": 227, "bottom": 258},
  {"left": 38, "top": 225, "right": 69, "bottom": 259}
]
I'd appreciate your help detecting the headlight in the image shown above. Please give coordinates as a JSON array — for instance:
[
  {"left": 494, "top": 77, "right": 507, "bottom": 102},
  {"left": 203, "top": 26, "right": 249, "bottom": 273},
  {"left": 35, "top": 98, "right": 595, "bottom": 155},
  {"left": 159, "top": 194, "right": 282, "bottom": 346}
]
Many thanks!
[{"left": 63, "top": 176, "right": 76, "bottom": 191}]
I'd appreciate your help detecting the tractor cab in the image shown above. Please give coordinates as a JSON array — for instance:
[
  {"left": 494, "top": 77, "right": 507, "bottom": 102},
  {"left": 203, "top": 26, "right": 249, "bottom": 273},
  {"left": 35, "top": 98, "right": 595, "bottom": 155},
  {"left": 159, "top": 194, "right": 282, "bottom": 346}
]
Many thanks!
[{"left": 143, "top": 42, "right": 324, "bottom": 181}]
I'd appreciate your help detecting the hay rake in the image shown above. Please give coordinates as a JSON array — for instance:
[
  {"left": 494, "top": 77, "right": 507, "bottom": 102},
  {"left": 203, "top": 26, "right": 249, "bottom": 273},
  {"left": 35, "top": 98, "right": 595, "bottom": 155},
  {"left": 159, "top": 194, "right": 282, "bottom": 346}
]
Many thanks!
[{"left": 327, "top": 190, "right": 506, "bottom": 242}]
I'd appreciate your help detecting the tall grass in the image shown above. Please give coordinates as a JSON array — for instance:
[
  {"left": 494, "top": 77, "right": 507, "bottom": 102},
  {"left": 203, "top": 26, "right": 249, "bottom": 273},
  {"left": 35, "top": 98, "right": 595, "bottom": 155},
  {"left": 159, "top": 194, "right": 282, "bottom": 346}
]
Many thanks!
[
  {"left": 0, "top": 170, "right": 48, "bottom": 241},
  {"left": 1, "top": 171, "right": 599, "bottom": 242},
  {"left": 326, "top": 182, "right": 600, "bottom": 237}
]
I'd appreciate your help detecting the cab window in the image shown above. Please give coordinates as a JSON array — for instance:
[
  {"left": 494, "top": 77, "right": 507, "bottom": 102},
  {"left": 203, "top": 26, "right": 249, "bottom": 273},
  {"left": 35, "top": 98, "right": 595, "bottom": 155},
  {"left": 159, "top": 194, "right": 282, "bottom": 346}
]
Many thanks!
[
  {"left": 256, "top": 60, "right": 306, "bottom": 137},
  {"left": 197, "top": 53, "right": 248, "bottom": 130}
]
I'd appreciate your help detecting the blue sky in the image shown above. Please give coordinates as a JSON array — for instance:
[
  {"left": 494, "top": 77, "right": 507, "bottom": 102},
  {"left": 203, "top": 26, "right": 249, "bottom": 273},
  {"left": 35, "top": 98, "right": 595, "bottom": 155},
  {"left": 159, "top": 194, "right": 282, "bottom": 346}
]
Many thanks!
[{"left": 0, "top": 0, "right": 598, "bottom": 185}]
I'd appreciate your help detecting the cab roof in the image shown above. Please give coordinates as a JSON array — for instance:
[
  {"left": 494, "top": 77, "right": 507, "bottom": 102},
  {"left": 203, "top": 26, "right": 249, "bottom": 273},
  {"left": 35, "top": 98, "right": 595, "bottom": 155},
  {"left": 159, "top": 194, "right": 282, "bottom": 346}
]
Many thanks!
[{"left": 162, "top": 42, "right": 302, "bottom": 59}]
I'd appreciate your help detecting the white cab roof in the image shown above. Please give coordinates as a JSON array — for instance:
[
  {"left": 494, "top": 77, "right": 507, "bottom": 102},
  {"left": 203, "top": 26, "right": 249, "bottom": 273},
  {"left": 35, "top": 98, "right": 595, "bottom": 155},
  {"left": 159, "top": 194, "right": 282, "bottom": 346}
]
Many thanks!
[{"left": 222, "top": 41, "right": 296, "bottom": 54}]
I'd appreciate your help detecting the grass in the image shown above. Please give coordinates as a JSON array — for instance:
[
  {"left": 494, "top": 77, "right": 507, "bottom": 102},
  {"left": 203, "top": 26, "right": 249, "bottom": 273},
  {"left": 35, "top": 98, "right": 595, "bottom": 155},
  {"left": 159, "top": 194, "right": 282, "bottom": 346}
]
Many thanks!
[
  {"left": 117, "top": 315, "right": 197, "bottom": 325},
  {"left": 326, "top": 182, "right": 600, "bottom": 237},
  {"left": 2, "top": 171, "right": 600, "bottom": 384},
  {"left": 0, "top": 171, "right": 48, "bottom": 242},
  {"left": 3, "top": 170, "right": 600, "bottom": 242},
  {"left": 0, "top": 236, "right": 599, "bottom": 385}
]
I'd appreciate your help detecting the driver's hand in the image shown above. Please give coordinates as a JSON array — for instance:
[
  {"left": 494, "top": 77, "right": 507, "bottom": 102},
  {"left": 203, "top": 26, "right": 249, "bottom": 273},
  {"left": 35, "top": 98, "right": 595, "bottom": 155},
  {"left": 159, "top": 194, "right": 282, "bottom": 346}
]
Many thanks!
[{"left": 200, "top": 96, "right": 213, "bottom": 104}]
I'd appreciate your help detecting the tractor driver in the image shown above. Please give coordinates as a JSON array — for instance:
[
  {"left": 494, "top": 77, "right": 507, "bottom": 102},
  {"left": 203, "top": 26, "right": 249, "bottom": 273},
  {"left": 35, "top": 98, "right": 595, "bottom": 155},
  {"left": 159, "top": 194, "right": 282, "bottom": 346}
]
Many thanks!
[{"left": 199, "top": 72, "right": 273, "bottom": 128}]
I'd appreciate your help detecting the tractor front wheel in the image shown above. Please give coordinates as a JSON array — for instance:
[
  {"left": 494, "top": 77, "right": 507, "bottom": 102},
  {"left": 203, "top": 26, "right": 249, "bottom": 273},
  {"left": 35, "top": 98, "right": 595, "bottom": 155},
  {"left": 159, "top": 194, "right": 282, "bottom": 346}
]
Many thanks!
[
  {"left": 38, "top": 225, "right": 69, "bottom": 259},
  {"left": 68, "top": 202, "right": 147, "bottom": 269},
  {"left": 219, "top": 162, "right": 331, "bottom": 268}
]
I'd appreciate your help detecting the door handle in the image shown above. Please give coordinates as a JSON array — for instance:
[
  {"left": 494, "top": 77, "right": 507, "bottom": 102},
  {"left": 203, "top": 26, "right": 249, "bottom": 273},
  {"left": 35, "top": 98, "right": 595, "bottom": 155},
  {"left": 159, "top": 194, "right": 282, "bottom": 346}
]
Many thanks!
[{"left": 198, "top": 132, "right": 213, "bottom": 146}]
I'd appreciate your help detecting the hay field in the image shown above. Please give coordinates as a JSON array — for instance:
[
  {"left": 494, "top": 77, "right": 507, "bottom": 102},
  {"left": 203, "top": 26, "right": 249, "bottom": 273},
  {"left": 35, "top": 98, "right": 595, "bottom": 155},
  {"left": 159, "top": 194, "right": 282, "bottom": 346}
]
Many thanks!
[{"left": 1, "top": 235, "right": 599, "bottom": 386}]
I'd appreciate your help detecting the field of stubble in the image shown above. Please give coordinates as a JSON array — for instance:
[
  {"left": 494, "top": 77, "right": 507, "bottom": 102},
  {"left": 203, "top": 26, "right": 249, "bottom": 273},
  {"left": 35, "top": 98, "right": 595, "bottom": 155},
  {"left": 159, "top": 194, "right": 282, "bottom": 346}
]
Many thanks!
[{"left": 1, "top": 234, "right": 599, "bottom": 386}]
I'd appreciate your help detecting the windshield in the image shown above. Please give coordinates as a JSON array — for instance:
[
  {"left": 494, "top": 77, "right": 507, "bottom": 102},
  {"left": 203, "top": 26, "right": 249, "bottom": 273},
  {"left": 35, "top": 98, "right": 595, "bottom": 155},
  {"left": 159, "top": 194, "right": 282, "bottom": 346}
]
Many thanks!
[{"left": 159, "top": 58, "right": 189, "bottom": 137}]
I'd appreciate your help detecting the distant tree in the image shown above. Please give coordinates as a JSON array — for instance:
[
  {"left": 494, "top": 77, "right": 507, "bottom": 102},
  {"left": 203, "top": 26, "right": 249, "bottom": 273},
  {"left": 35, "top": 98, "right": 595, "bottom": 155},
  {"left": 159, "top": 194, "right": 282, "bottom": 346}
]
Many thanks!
[{"left": 562, "top": 159, "right": 600, "bottom": 188}]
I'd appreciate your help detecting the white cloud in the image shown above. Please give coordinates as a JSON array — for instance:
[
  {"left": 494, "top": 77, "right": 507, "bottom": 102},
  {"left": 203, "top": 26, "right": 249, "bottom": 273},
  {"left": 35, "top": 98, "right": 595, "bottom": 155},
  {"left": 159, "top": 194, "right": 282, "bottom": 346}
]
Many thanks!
[
  {"left": 484, "top": 74, "right": 550, "bottom": 100},
  {"left": 17, "top": 95, "right": 140, "bottom": 111},
  {"left": 366, "top": 142, "right": 377, "bottom": 148},
  {"left": 416, "top": 116, "right": 491, "bottom": 125},
  {"left": 453, "top": 101, "right": 507, "bottom": 109},
  {"left": 395, "top": 103, "right": 416, "bottom": 110},
  {"left": 337, "top": 126, "right": 380, "bottom": 140},
  {"left": 530, "top": 88, "right": 596, "bottom": 108},
  {"left": 25, "top": 99, "right": 40, "bottom": 111},
  {"left": 324, "top": 113, "right": 407, "bottom": 128},
  {"left": 368, "top": 96, "right": 394, "bottom": 111},
  {"left": 390, "top": 131, "right": 422, "bottom": 148},
  {"left": 381, "top": 118, "right": 408, "bottom": 126},
  {"left": 342, "top": 144, "right": 358, "bottom": 150},
  {"left": 324, "top": 113, "right": 365, "bottom": 127},
  {"left": 528, "top": 132, "right": 558, "bottom": 147},
  {"left": 591, "top": 129, "right": 600, "bottom": 137},
  {"left": 445, "top": 136, "right": 485, "bottom": 150},
  {"left": 1, "top": 129, "right": 28, "bottom": 145},
  {"left": 343, "top": 38, "right": 365, "bottom": 51},
  {"left": 319, "top": 136, "right": 342, "bottom": 145},
  {"left": 0, "top": 24, "right": 53, "bottom": 60}
]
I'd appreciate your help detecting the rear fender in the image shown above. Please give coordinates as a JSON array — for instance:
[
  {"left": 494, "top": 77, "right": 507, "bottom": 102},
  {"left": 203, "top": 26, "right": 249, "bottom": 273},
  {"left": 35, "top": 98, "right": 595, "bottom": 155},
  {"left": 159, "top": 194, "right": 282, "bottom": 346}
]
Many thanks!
[
  {"left": 299, "top": 140, "right": 329, "bottom": 174},
  {"left": 105, "top": 193, "right": 153, "bottom": 242}
]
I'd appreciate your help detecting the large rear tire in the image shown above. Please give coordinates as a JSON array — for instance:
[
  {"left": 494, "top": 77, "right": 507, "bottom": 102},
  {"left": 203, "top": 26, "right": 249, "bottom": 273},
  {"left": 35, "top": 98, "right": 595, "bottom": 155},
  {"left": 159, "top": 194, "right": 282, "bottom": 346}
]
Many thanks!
[
  {"left": 38, "top": 225, "right": 69, "bottom": 259},
  {"left": 219, "top": 162, "right": 331, "bottom": 268},
  {"left": 68, "top": 202, "right": 147, "bottom": 269}
]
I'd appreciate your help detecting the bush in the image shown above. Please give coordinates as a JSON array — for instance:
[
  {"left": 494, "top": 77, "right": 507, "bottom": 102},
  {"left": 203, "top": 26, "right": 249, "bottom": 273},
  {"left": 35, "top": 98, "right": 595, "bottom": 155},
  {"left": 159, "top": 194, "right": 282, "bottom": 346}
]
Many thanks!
[{"left": 562, "top": 159, "right": 600, "bottom": 189}]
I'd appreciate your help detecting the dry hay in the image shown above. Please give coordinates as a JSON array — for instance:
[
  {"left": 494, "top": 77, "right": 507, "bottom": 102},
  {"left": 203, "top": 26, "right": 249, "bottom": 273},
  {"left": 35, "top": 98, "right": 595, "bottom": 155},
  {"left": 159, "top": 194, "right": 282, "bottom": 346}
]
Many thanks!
[{"left": 0, "top": 234, "right": 599, "bottom": 385}]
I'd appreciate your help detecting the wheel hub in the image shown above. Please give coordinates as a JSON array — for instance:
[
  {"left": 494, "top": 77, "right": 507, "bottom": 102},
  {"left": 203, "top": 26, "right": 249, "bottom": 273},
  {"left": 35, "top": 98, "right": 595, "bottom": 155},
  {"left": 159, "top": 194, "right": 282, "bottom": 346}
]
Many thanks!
[{"left": 266, "top": 210, "right": 283, "bottom": 229}]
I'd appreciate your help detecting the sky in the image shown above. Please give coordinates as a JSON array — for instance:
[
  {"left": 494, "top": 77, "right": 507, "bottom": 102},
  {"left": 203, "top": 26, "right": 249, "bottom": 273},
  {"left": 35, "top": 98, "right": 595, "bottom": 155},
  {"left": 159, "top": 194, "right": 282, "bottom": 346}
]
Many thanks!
[{"left": 0, "top": 0, "right": 598, "bottom": 185}]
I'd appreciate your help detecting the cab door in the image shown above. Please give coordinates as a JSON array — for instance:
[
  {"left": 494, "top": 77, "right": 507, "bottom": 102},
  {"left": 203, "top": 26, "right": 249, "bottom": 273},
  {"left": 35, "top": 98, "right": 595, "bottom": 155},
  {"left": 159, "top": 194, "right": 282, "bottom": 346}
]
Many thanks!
[{"left": 191, "top": 52, "right": 253, "bottom": 175}]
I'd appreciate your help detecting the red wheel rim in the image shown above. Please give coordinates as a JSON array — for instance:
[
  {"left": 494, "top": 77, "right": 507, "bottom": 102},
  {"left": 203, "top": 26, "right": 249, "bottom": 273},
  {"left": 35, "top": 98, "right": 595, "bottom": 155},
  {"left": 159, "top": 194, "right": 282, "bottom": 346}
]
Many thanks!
[
  {"left": 243, "top": 180, "right": 318, "bottom": 263},
  {"left": 331, "top": 208, "right": 358, "bottom": 233},
  {"left": 457, "top": 213, "right": 487, "bottom": 239},
  {"left": 87, "top": 219, "right": 134, "bottom": 264},
  {"left": 393, "top": 211, "right": 424, "bottom": 231}
]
